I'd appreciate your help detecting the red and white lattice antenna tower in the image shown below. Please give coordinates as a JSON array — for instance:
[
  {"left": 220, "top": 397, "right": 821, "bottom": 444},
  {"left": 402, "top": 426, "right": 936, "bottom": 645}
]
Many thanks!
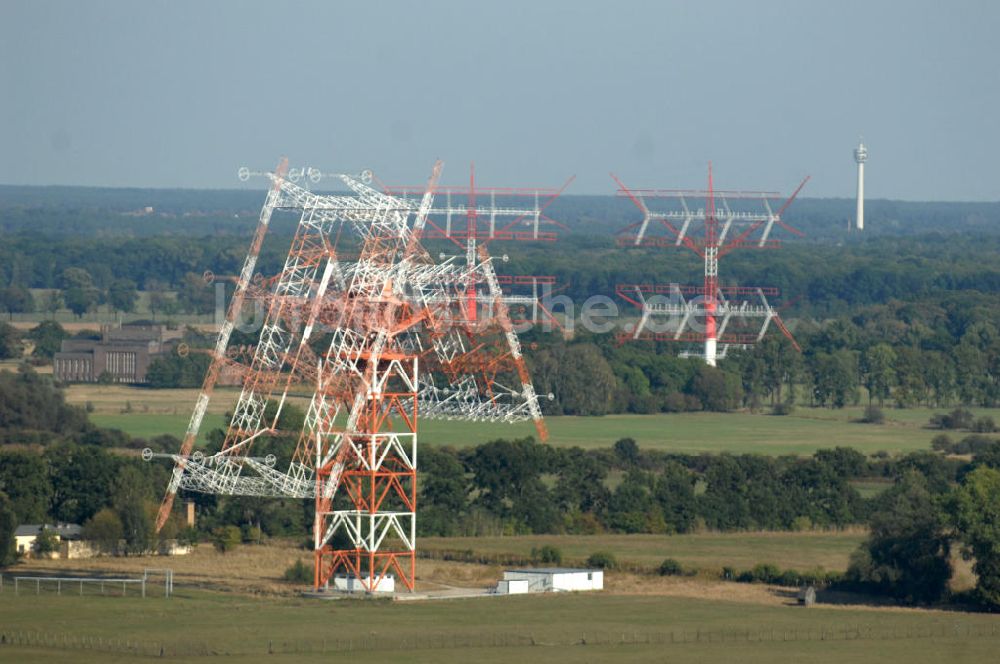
[
  {"left": 151, "top": 159, "right": 563, "bottom": 593},
  {"left": 155, "top": 157, "right": 289, "bottom": 532},
  {"left": 384, "top": 166, "right": 574, "bottom": 442},
  {"left": 612, "top": 164, "right": 808, "bottom": 365}
]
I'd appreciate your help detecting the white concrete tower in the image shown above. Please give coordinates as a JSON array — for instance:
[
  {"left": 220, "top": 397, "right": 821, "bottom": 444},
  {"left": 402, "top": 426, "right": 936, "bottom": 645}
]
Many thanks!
[{"left": 854, "top": 140, "right": 868, "bottom": 231}]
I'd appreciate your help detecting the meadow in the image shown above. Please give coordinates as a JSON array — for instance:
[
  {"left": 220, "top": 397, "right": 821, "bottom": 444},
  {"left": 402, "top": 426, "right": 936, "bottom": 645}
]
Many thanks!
[
  {"left": 420, "top": 531, "right": 868, "bottom": 573},
  {"left": 66, "top": 384, "right": 995, "bottom": 455},
  {"left": 11, "top": 532, "right": 867, "bottom": 595},
  {"left": 1, "top": 582, "right": 999, "bottom": 663}
]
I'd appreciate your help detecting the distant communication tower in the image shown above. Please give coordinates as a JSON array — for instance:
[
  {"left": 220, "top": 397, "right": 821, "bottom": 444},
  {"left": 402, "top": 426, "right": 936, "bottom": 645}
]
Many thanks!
[
  {"left": 151, "top": 159, "right": 564, "bottom": 593},
  {"left": 613, "top": 164, "right": 808, "bottom": 366},
  {"left": 854, "top": 140, "right": 868, "bottom": 231}
]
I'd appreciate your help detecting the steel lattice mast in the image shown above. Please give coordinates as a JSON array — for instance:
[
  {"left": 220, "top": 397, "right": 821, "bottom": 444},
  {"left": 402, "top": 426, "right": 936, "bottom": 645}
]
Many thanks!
[
  {"left": 152, "top": 160, "right": 566, "bottom": 592},
  {"left": 613, "top": 164, "right": 808, "bottom": 365},
  {"left": 383, "top": 165, "right": 573, "bottom": 441}
]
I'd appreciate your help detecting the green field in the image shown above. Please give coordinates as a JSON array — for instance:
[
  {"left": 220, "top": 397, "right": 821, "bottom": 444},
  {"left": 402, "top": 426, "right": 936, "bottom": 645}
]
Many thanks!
[
  {"left": 1, "top": 588, "right": 998, "bottom": 663},
  {"left": 89, "top": 413, "right": 228, "bottom": 444},
  {"left": 421, "top": 531, "right": 866, "bottom": 573},
  {"left": 79, "top": 396, "right": 1000, "bottom": 455}
]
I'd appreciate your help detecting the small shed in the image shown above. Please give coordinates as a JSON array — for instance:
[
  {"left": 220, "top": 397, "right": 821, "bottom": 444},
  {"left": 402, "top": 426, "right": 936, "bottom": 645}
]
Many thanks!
[
  {"left": 498, "top": 568, "right": 603, "bottom": 593},
  {"left": 331, "top": 574, "right": 395, "bottom": 593}
]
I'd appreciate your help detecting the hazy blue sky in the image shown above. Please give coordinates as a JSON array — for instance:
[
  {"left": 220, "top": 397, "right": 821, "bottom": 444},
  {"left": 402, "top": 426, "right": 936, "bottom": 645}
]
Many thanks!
[{"left": 2, "top": 1, "right": 998, "bottom": 199}]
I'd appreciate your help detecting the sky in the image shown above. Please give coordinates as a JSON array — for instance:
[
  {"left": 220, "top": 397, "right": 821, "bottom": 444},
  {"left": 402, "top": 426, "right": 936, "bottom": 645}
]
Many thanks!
[{"left": 1, "top": 0, "right": 998, "bottom": 200}]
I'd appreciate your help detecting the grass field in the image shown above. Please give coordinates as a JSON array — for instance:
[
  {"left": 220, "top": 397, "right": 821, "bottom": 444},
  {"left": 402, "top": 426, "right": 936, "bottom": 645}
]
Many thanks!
[
  {"left": 65, "top": 384, "right": 1000, "bottom": 455},
  {"left": 421, "top": 531, "right": 868, "bottom": 573},
  {"left": 2, "top": 533, "right": 993, "bottom": 663},
  {"left": 11, "top": 532, "right": 866, "bottom": 595},
  {"left": 67, "top": 385, "right": 239, "bottom": 443},
  {"left": 1, "top": 585, "right": 999, "bottom": 663}
]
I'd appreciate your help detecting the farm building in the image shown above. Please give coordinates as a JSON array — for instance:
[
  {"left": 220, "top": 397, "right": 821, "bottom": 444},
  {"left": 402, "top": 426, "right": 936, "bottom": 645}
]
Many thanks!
[
  {"left": 496, "top": 568, "right": 604, "bottom": 594},
  {"left": 13, "top": 523, "right": 190, "bottom": 559},
  {"left": 13, "top": 523, "right": 93, "bottom": 559}
]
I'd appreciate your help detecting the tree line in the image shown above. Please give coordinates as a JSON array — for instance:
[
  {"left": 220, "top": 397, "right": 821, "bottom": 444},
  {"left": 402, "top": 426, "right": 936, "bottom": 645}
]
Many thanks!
[{"left": 525, "top": 293, "right": 1000, "bottom": 416}]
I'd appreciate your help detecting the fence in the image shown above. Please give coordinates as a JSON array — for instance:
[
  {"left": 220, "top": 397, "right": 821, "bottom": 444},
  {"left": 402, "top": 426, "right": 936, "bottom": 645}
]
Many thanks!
[
  {"left": 0, "top": 572, "right": 172, "bottom": 599},
  {"left": 1, "top": 622, "right": 999, "bottom": 658}
]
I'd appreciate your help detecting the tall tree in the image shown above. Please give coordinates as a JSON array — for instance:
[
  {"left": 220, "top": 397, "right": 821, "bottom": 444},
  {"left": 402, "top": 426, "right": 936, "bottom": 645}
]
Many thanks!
[
  {"left": 0, "top": 452, "right": 52, "bottom": 523},
  {"left": 468, "top": 438, "right": 555, "bottom": 533},
  {"left": 950, "top": 466, "right": 1000, "bottom": 607},
  {"left": 107, "top": 278, "right": 139, "bottom": 314},
  {"left": 176, "top": 272, "right": 215, "bottom": 314},
  {"left": 862, "top": 343, "right": 897, "bottom": 406},
  {"left": 653, "top": 461, "right": 697, "bottom": 533},
  {"left": 27, "top": 320, "right": 68, "bottom": 359},
  {"left": 112, "top": 464, "right": 154, "bottom": 555},
  {"left": 82, "top": 508, "right": 123, "bottom": 554},
  {"left": 810, "top": 350, "right": 858, "bottom": 408},
  {"left": 0, "top": 491, "right": 17, "bottom": 567},
  {"left": 0, "top": 322, "right": 23, "bottom": 360},
  {"left": 61, "top": 268, "right": 99, "bottom": 318},
  {"left": 146, "top": 279, "right": 178, "bottom": 320},
  {"left": 847, "top": 472, "right": 952, "bottom": 604},
  {"left": 45, "top": 444, "right": 118, "bottom": 524},
  {"left": 0, "top": 285, "right": 34, "bottom": 320},
  {"left": 552, "top": 447, "right": 609, "bottom": 515},
  {"left": 41, "top": 289, "right": 63, "bottom": 319}
]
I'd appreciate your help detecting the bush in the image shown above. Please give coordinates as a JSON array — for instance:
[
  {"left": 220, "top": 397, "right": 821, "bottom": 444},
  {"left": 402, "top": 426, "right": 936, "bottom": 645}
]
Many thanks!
[
  {"left": 953, "top": 435, "right": 997, "bottom": 456},
  {"left": 931, "top": 434, "right": 954, "bottom": 453},
  {"left": 83, "top": 508, "right": 123, "bottom": 554},
  {"left": 727, "top": 564, "right": 836, "bottom": 588},
  {"left": 34, "top": 528, "right": 59, "bottom": 555},
  {"left": 242, "top": 524, "right": 265, "bottom": 544},
  {"left": 734, "top": 563, "right": 782, "bottom": 584},
  {"left": 177, "top": 526, "right": 199, "bottom": 547},
  {"left": 791, "top": 515, "right": 813, "bottom": 532},
  {"left": 211, "top": 526, "right": 242, "bottom": 553},
  {"left": 531, "top": 544, "right": 563, "bottom": 565},
  {"left": 771, "top": 402, "right": 795, "bottom": 416},
  {"left": 973, "top": 417, "right": 997, "bottom": 434},
  {"left": 586, "top": 551, "right": 617, "bottom": 570},
  {"left": 752, "top": 563, "right": 781, "bottom": 583},
  {"left": 658, "top": 558, "right": 684, "bottom": 576},
  {"left": 662, "top": 392, "right": 688, "bottom": 413},
  {"left": 929, "top": 408, "right": 974, "bottom": 430},
  {"left": 283, "top": 559, "right": 312, "bottom": 584},
  {"left": 861, "top": 405, "right": 885, "bottom": 424},
  {"left": 776, "top": 569, "right": 804, "bottom": 587}
]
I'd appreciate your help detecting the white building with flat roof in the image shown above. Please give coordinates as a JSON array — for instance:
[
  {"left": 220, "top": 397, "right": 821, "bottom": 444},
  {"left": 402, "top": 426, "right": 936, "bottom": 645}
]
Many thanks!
[{"left": 497, "top": 568, "right": 603, "bottom": 593}]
